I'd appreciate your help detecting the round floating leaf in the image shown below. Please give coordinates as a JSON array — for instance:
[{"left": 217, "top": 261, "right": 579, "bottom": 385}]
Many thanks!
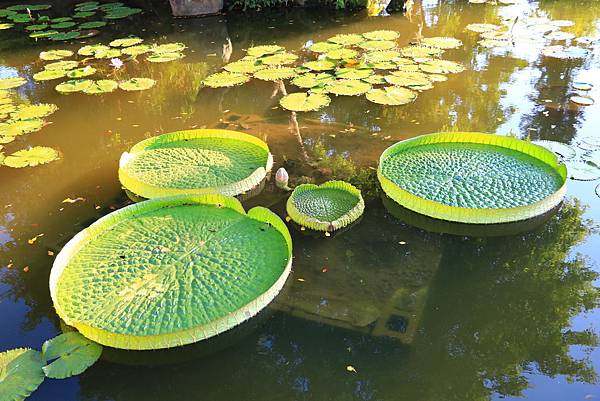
[
  {"left": 0, "top": 9, "right": 17, "bottom": 17},
  {"left": 532, "top": 140, "right": 577, "bottom": 160},
  {"left": 421, "top": 36, "right": 463, "bottom": 49},
  {"left": 41, "top": 332, "right": 102, "bottom": 379},
  {"left": 8, "top": 14, "right": 30, "bottom": 23},
  {"left": 40, "top": 49, "right": 73, "bottom": 61},
  {"left": 151, "top": 42, "right": 186, "bottom": 54},
  {"left": 93, "top": 48, "right": 122, "bottom": 59},
  {"left": 0, "top": 23, "right": 14, "bottom": 30},
  {"left": 363, "top": 74, "right": 387, "bottom": 85},
  {"left": 118, "top": 78, "right": 156, "bottom": 91},
  {"left": 358, "top": 40, "right": 396, "bottom": 51},
  {"left": 73, "top": 11, "right": 96, "bottom": 18},
  {"left": 583, "top": 150, "right": 600, "bottom": 167},
  {"left": 3, "top": 146, "right": 59, "bottom": 167},
  {"left": 260, "top": 52, "right": 298, "bottom": 66},
  {"left": 378, "top": 132, "right": 567, "bottom": 224},
  {"left": 362, "top": 30, "right": 400, "bottom": 41},
  {"left": 109, "top": 37, "right": 143, "bottom": 47},
  {"left": 51, "top": 21, "right": 77, "bottom": 29},
  {"left": 0, "top": 119, "right": 45, "bottom": 136},
  {"left": 287, "top": 181, "right": 364, "bottom": 232},
  {"left": 565, "top": 161, "right": 600, "bottom": 181},
  {"left": 291, "top": 72, "right": 335, "bottom": 88},
  {"left": 49, "top": 31, "right": 81, "bottom": 41},
  {"left": 25, "top": 23, "right": 49, "bottom": 31},
  {"left": 223, "top": 60, "right": 264, "bottom": 74},
  {"left": 541, "top": 45, "right": 588, "bottom": 59},
  {"left": 309, "top": 41, "right": 342, "bottom": 53},
  {"left": 45, "top": 60, "right": 78, "bottom": 70},
  {"left": 121, "top": 44, "right": 151, "bottom": 56},
  {"left": 78, "top": 44, "right": 110, "bottom": 56},
  {"left": 570, "top": 96, "right": 594, "bottom": 106},
  {"left": 428, "top": 73, "right": 449, "bottom": 82},
  {"left": 335, "top": 67, "right": 373, "bottom": 80},
  {"left": 49, "top": 194, "right": 292, "bottom": 350},
  {"left": 326, "top": 79, "right": 371, "bottom": 96},
  {"left": 328, "top": 33, "right": 364, "bottom": 46},
  {"left": 0, "top": 77, "right": 26, "bottom": 90},
  {"left": 74, "top": 3, "right": 99, "bottom": 12},
  {"left": 479, "top": 39, "right": 511, "bottom": 48},
  {"left": 279, "top": 92, "right": 331, "bottom": 112},
  {"left": 246, "top": 45, "right": 284, "bottom": 57},
  {"left": 83, "top": 79, "right": 118, "bottom": 94},
  {"left": 366, "top": 86, "right": 417, "bottom": 105},
  {"left": 545, "top": 31, "right": 576, "bottom": 41},
  {"left": 55, "top": 79, "right": 94, "bottom": 93},
  {"left": 302, "top": 59, "right": 337, "bottom": 71},
  {"left": 11, "top": 103, "right": 57, "bottom": 120},
  {"left": 385, "top": 71, "right": 431, "bottom": 87},
  {"left": 77, "top": 20, "right": 106, "bottom": 29},
  {"left": 9, "top": 4, "right": 50, "bottom": 10},
  {"left": 119, "top": 129, "right": 273, "bottom": 198},
  {"left": 573, "top": 82, "right": 593, "bottom": 91},
  {"left": 67, "top": 66, "right": 96, "bottom": 78},
  {"left": 253, "top": 67, "right": 296, "bottom": 81},
  {"left": 370, "top": 61, "right": 397, "bottom": 70},
  {"left": 466, "top": 23, "right": 501, "bottom": 33},
  {"left": 364, "top": 50, "right": 403, "bottom": 63},
  {"left": 99, "top": 2, "right": 125, "bottom": 10},
  {"left": 0, "top": 348, "right": 45, "bottom": 401},
  {"left": 203, "top": 72, "right": 249, "bottom": 88},
  {"left": 29, "top": 30, "right": 58, "bottom": 38},
  {"left": 147, "top": 52, "right": 184, "bottom": 63},
  {"left": 104, "top": 6, "right": 142, "bottom": 19},
  {"left": 33, "top": 69, "right": 66, "bottom": 81},
  {"left": 480, "top": 30, "right": 512, "bottom": 40},
  {"left": 325, "top": 48, "right": 357, "bottom": 60},
  {"left": 419, "top": 59, "right": 465, "bottom": 74},
  {"left": 401, "top": 45, "right": 443, "bottom": 58}
]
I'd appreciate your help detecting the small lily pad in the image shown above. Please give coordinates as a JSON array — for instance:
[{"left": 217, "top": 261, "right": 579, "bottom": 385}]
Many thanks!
[
  {"left": 466, "top": 23, "right": 501, "bottom": 33},
  {"left": 119, "top": 78, "right": 156, "bottom": 91},
  {"left": 545, "top": 31, "right": 576, "bottom": 41},
  {"left": 151, "top": 42, "right": 186, "bottom": 54},
  {"left": 39, "top": 49, "right": 73, "bottom": 61},
  {"left": 67, "top": 66, "right": 96, "bottom": 78},
  {"left": 109, "top": 37, "right": 143, "bottom": 47},
  {"left": 10, "top": 103, "right": 57, "bottom": 120},
  {"left": 363, "top": 74, "right": 387, "bottom": 85},
  {"left": 532, "top": 140, "right": 577, "bottom": 160},
  {"left": 203, "top": 72, "right": 249, "bottom": 88},
  {"left": 0, "top": 77, "right": 26, "bottom": 90},
  {"left": 260, "top": 52, "right": 298, "bottom": 65},
  {"left": 335, "top": 67, "right": 373, "bottom": 80},
  {"left": 83, "top": 79, "right": 118, "bottom": 94},
  {"left": 573, "top": 82, "right": 593, "bottom": 91},
  {"left": 366, "top": 86, "right": 417, "bottom": 105},
  {"left": 364, "top": 50, "right": 403, "bottom": 62},
  {"left": 42, "top": 332, "right": 103, "bottom": 379},
  {"left": 78, "top": 20, "right": 107, "bottom": 29},
  {"left": 570, "top": 96, "right": 594, "bottom": 106},
  {"left": 49, "top": 31, "right": 81, "bottom": 41},
  {"left": 279, "top": 92, "right": 331, "bottom": 112},
  {"left": 541, "top": 45, "right": 588, "bottom": 59},
  {"left": 583, "top": 150, "right": 600, "bottom": 167},
  {"left": 362, "top": 30, "right": 400, "bottom": 41},
  {"left": 73, "top": 11, "right": 96, "bottom": 18},
  {"left": 0, "top": 348, "right": 45, "bottom": 401},
  {"left": 246, "top": 44, "right": 283, "bottom": 57},
  {"left": 25, "top": 23, "right": 49, "bottom": 31},
  {"left": 51, "top": 21, "right": 77, "bottom": 29},
  {"left": 121, "top": 44, "right": 151, "bottom": 56},
  {"left": 385, "top": 71, "right": 431, "bottom": 87},
  {"left": 401, "top": 45, "right": 444, "bottom": 58},
  {"left": 50, "top": 17, "right": 73, "bottom": 23},
  {"left": 358, "top": 40, "right": 397, "bottom": 51},
  {"left": 565, "top": 161, "right": 600, "bottom": 181},
  {"left": 291, "top": 73, "right": 335, "bottom": 88},
  {"left": 421, "top": 36, "right": 463, "bottom": 49},
  {"left": 93, "top": 48, "right": 122, "bottom": 59},
  {"left": 147, "top": 52, "right": 184, "bottom": 63},
  {"left": 0, "top": 119, "right": 45, "bottom": 136},
  {"left": 479, "top": 39, "right": 511, "bottom": 48},
  {"left": 325, "top": 48, "right": 358, "bottom": 60},
  {"left": 309, "top": 41, "right": 343, "bottom": 53},
  {"left": 223, "top": 60, "right": 264, "bottom": 74},
  {"left": 253, "top": 67, "right": 296, "bottom": 81},
  {"left": 33, "top": 69, "right": 67, "bottom": 81},
  {"left": 3, "top": 146, "right": 59, "bottom": 167},
  {"left": 419, "top": 59, "right": 465, "bottom": 74},
  {"left": 45, "top": 60, "right": 79, "bottom": 70},
  {"left": 326, "top": 79, "right": 371, "bottom": 96},
  {"left": 329, "top": 33, "right": 364, "bottom": 46},
  {"left": 0, "top": 23, "right": 14, "bottom": 30},
  {"left": 78, "top": 44, "right": 110, "bottom": 56},
  {"left": 55, "top": 79, "right": 94, "bottom": 93},
  {"left": 29, "top": 30, "right": 59, "bottom": 38},
  {"left": 104, "top": 6, "right": 142, "bottom": 19},
  {"left": 302, "top": 59, "right": 337, "bottom": 71}
]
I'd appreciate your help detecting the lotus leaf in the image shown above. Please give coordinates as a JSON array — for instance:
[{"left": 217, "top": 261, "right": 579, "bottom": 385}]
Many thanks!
[
  {"left": 401, "top": 45, "right": 443, "bottom": 58},
  {"left": 358, "top": 40, "right": 396, "bottom": 51},
  {"left": 223, "top": 60, "right": 264, "bottom": 74},
  {"left": 203, "top": 72, "right": 249, "bottom": 88},
  {"left": 328, "top": 33, "right": 364, "bottom": 46},
  {"left": 326, "top": 79, "right": 371, "bottom": 96},
  {"left": 260, "top": 52, "right": 298, "bottom": 65},
  {"left": 302, "top": 59, "right": 337, "bottom": 71},
  {"left": 0, "top": 77, "right": 26, "bottom": 90},
  {"left": 3, "top": 146, "right": 59, "bottom": 167},
  {"left": 33, "top": 69, "right": 66, "bottom": 81},
  {"left": 287, "top": 181, "right": 364, "bottom": 232},
  {"left": 45, "top": 60, "right": 78, "bottom": 70},
  {"left": 0, "top": 348, "right": 45, "bottom": 401},
  {"left": 570, "top": 96, "right": 594, "bottom": 106},
  {"left": 419, "top": 59, "right": 465, "bottom": 74},
  {"left": 50, "top": 21, "right": 77, "bottom": 29},
  {"left": 41, "top": 332, "right": 102, "bottom": 379},
  {"left": 49, "top": 193, "right": 292, "bottom": 350},
  {"left": 246, "top": 44, "right": 283, "bottom": 57},
  {"left": 118, "top": 78, "right": 155, "bottom": 91},
  {"left": 366, "top": 86, "right": 417, "bottom": 105},
  {"left": 421, "top": 36, "right": 463, "bottom": 49},
  {"left": 309, "top": 41, "right": 343, "bottom": 53},
  {"left": 104, "top": 7, "right": 142, "bottom": 19},
  {"left": 362, "top": 30, "right": 400, "bottom": 41},
  {"left": 335, "top": 67, "right": 373, "bottom": 80},
  {"left": 10, "top": 103, "right": 57, "bottom": 120},
  {"left": 78, "top": 21, "right": 107, "bottom": 29},
  {"left": 291, "top": 72, "right": 335, "bottom": 88},
  {"left": 39, "top": 49, "right": 73, "bottom": 61},
  {"left": 25, "top": 24, "right": 49, "bottom": 31},
  {"left": 119, "top": 129, "right": 273, "bottom": 198},
  {"left": 385, "top": 71, "right": 431, "bottom": 87},
  {"left": 325, "top": 48, "right": 358, "bottom": 60},
  {"left": 78, "top": 44, "right": 109, "bottom": 56},
  {"left": 151, "top": 42, "right": 186, "bottom": 54},
  {"left": 110, "top": 37, "right": 143, "bottom": 47},
  {"left": 55, "top": 79, "right": 94, "bottom": 93},
  {"left": 364, "top": 50, "right": 403, "bottom": 62},
  {"left": 565, "top": 161, "right": 600, "bottom": 181},
  {"left": 0, "top": 119, "right": 45, "bottom": 136},
  {"left": 466, "top": 23, "right": 501, "bottom": 33},
  {"left": 0, "top": 23, "right": 14, "bottom": 30},
  {"left": 253, "top": 67, "right": 296, "bottom": 81},
  {"left": 147, "top": 52, "right": 184, "bottom": 63},
  {"left": 49, "top": 31, "right": 81, "bottom": 41},
  {"left": 121, "top": 44, "right": 151, "bottom": 56},
  {"left": 279, "top": 92, "right": 331, "bottom": 112},
  {"left": 82, "top": 79, "right": 118, "bottom": 94},
  {"left": 378, "top": 132, "right": 567, "bottom": 224}
]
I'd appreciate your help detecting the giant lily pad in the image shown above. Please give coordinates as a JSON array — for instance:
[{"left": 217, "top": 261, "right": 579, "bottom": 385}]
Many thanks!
[
  {"left": 49, "top": 193, "right": 292, "bottom": 350},
  {"left": 118, "top": 78, "right": 156, "bottom": 91},
  {"left": 119, "top": 129, "right": 273, "bottom": 198},
  {"left": 286, "top": 181, "right": 364, "bottom": 232},
  {"left": 366, "top": 86, "right": 417, "bottom": 105},
  {"left": 378, "top": 132, "right": 567, "bottom": 224},
  {"left": 0, "top": 77, "right": 26, "bottom": 90},
  {"left": 2, "top": 146, "right": 59, "bottom": 167},
  {"left": 0, "top": 348, "right": 45, "bottom": 401},
  {"left": 41, "top": 332, "right": 102, "bottom": 379},
  {"left": 279, "top": 92, "right": 331, "bottom": 112}
]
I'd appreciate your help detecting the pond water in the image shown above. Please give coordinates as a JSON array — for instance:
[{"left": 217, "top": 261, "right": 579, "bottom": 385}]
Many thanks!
[{"left": 1, "top": 0, "right": 600, "bottom": 400}]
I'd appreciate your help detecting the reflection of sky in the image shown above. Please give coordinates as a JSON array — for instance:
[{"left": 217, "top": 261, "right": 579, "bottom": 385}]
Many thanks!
[
  {"left": 0, "top": 65, "right": 18, "bottom": 79},
  {"left": 0, "top": 212, "right": 15, "bottom": 250}
]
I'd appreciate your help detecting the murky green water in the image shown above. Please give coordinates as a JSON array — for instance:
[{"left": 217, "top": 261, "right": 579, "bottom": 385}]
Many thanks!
[{"left": 1, "top": 0, "right": 600, "bottom": 400}]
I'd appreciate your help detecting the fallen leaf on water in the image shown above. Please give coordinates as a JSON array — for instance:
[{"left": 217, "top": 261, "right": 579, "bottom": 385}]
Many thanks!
[
  {"left": 399, "top": 241, "right": 406, "bottom": 245},
  {"left": 297, "top": 278, "right": 305, "bottom": 282},
  {"left": 321, "top": 267, "right": 328, "bottom": 273},
  {"left": 346, "top": 365, "right": 357, "bottom": 373},
  {"left": 28, "top": 233, "right": 44, "bottom": 245},
  {"left": 62, "top": 197, "right": 85, "bottom": 203},
  {"left": 23, "top": 266, "right": 29, "bottom": 272},
  {"left": 47, "top": 250, "right": 54, "bottom": 256}
]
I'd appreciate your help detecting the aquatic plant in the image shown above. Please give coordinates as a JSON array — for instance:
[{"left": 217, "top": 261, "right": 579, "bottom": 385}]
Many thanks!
[
  {"left": 279, "top": 92, "right": 331, "bottom": 112},
  {"left": 118, "top": 129, "right": 273, "bottom": 199},
  {"left": 0, "top": 348, "right": 45, "bottom": 401},
  {"left": 49, "top": 194, "right": 293, "bottom": 350},
  {"left": 378, "top": 132, "right": 568, "bottom": 224},
  {"left": 287, "top": 180, "right": 365, "bottom": 232},
  {"left": 2, "top": 146, "right": 59, "bottom": 168},
  {"left": 41, "top": 332, "right": 102, "bottom": 379}
]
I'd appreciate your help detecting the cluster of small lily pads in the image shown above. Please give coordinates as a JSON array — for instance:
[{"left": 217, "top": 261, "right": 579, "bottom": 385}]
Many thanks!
[
  {"left": 33, "top": 38, "right": 186, "bottom": 95},
  {"left": 0, "top": 77, "right": 60, "bottom": 168},
  {"left": 0, "top": 2, "right": 142, "bottom": 41},
  {"left": 202, "top": 30, "right": 466, "bottom": 111}
]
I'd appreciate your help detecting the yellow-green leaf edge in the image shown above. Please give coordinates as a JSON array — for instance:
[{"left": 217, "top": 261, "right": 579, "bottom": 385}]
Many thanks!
[
  {"left": 286, "top": 180, "right": 365, "bottom": 232},
  {"left": 118, "top": 129, "right": 274, "bottom": 199},
  {"left": 49, "top": 194, "right": 292, "bottom": 350},
  {"left": 377, "top": 132, "right": 568, "bottom": 224}
]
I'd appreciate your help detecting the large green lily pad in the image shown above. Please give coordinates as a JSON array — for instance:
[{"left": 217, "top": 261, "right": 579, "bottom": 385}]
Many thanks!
[
  {"left": 119, "top": 129, "right": 273, "bottom": 198},
  {"left": 366, "top": 86, "right": 417, "bottom": 105},
  {"left": 286, "top": 180, "right": 365, "bottom": 232},
  {"left": 42, "top": 332, "right": 102, "bottom": 379},
  {"left": 39, "top": 49, "right": 73, "bottom": 61},
  {"left": 203, "top": 72, "right": 249, "bottom": 88},
  {"left": 279, "top": 92, "right": 331, "bottom": 112},
  {"left": 49, "top": 194, "right": 292, "bottom": 350},
  {"left": 84, "top": 79, "right": 118, "bottom": 94},
  {"left": 0, "top": 348, "right": 45, "bottom": 401},
  {"left": 326, "top": 79, "right": 371, "bottom": 96},
  {"left": 378, "top": 132, "right": 568, "bottom": 224},
  {"left": 56, "top": 79, "right": 93, "bottom": 93}
]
